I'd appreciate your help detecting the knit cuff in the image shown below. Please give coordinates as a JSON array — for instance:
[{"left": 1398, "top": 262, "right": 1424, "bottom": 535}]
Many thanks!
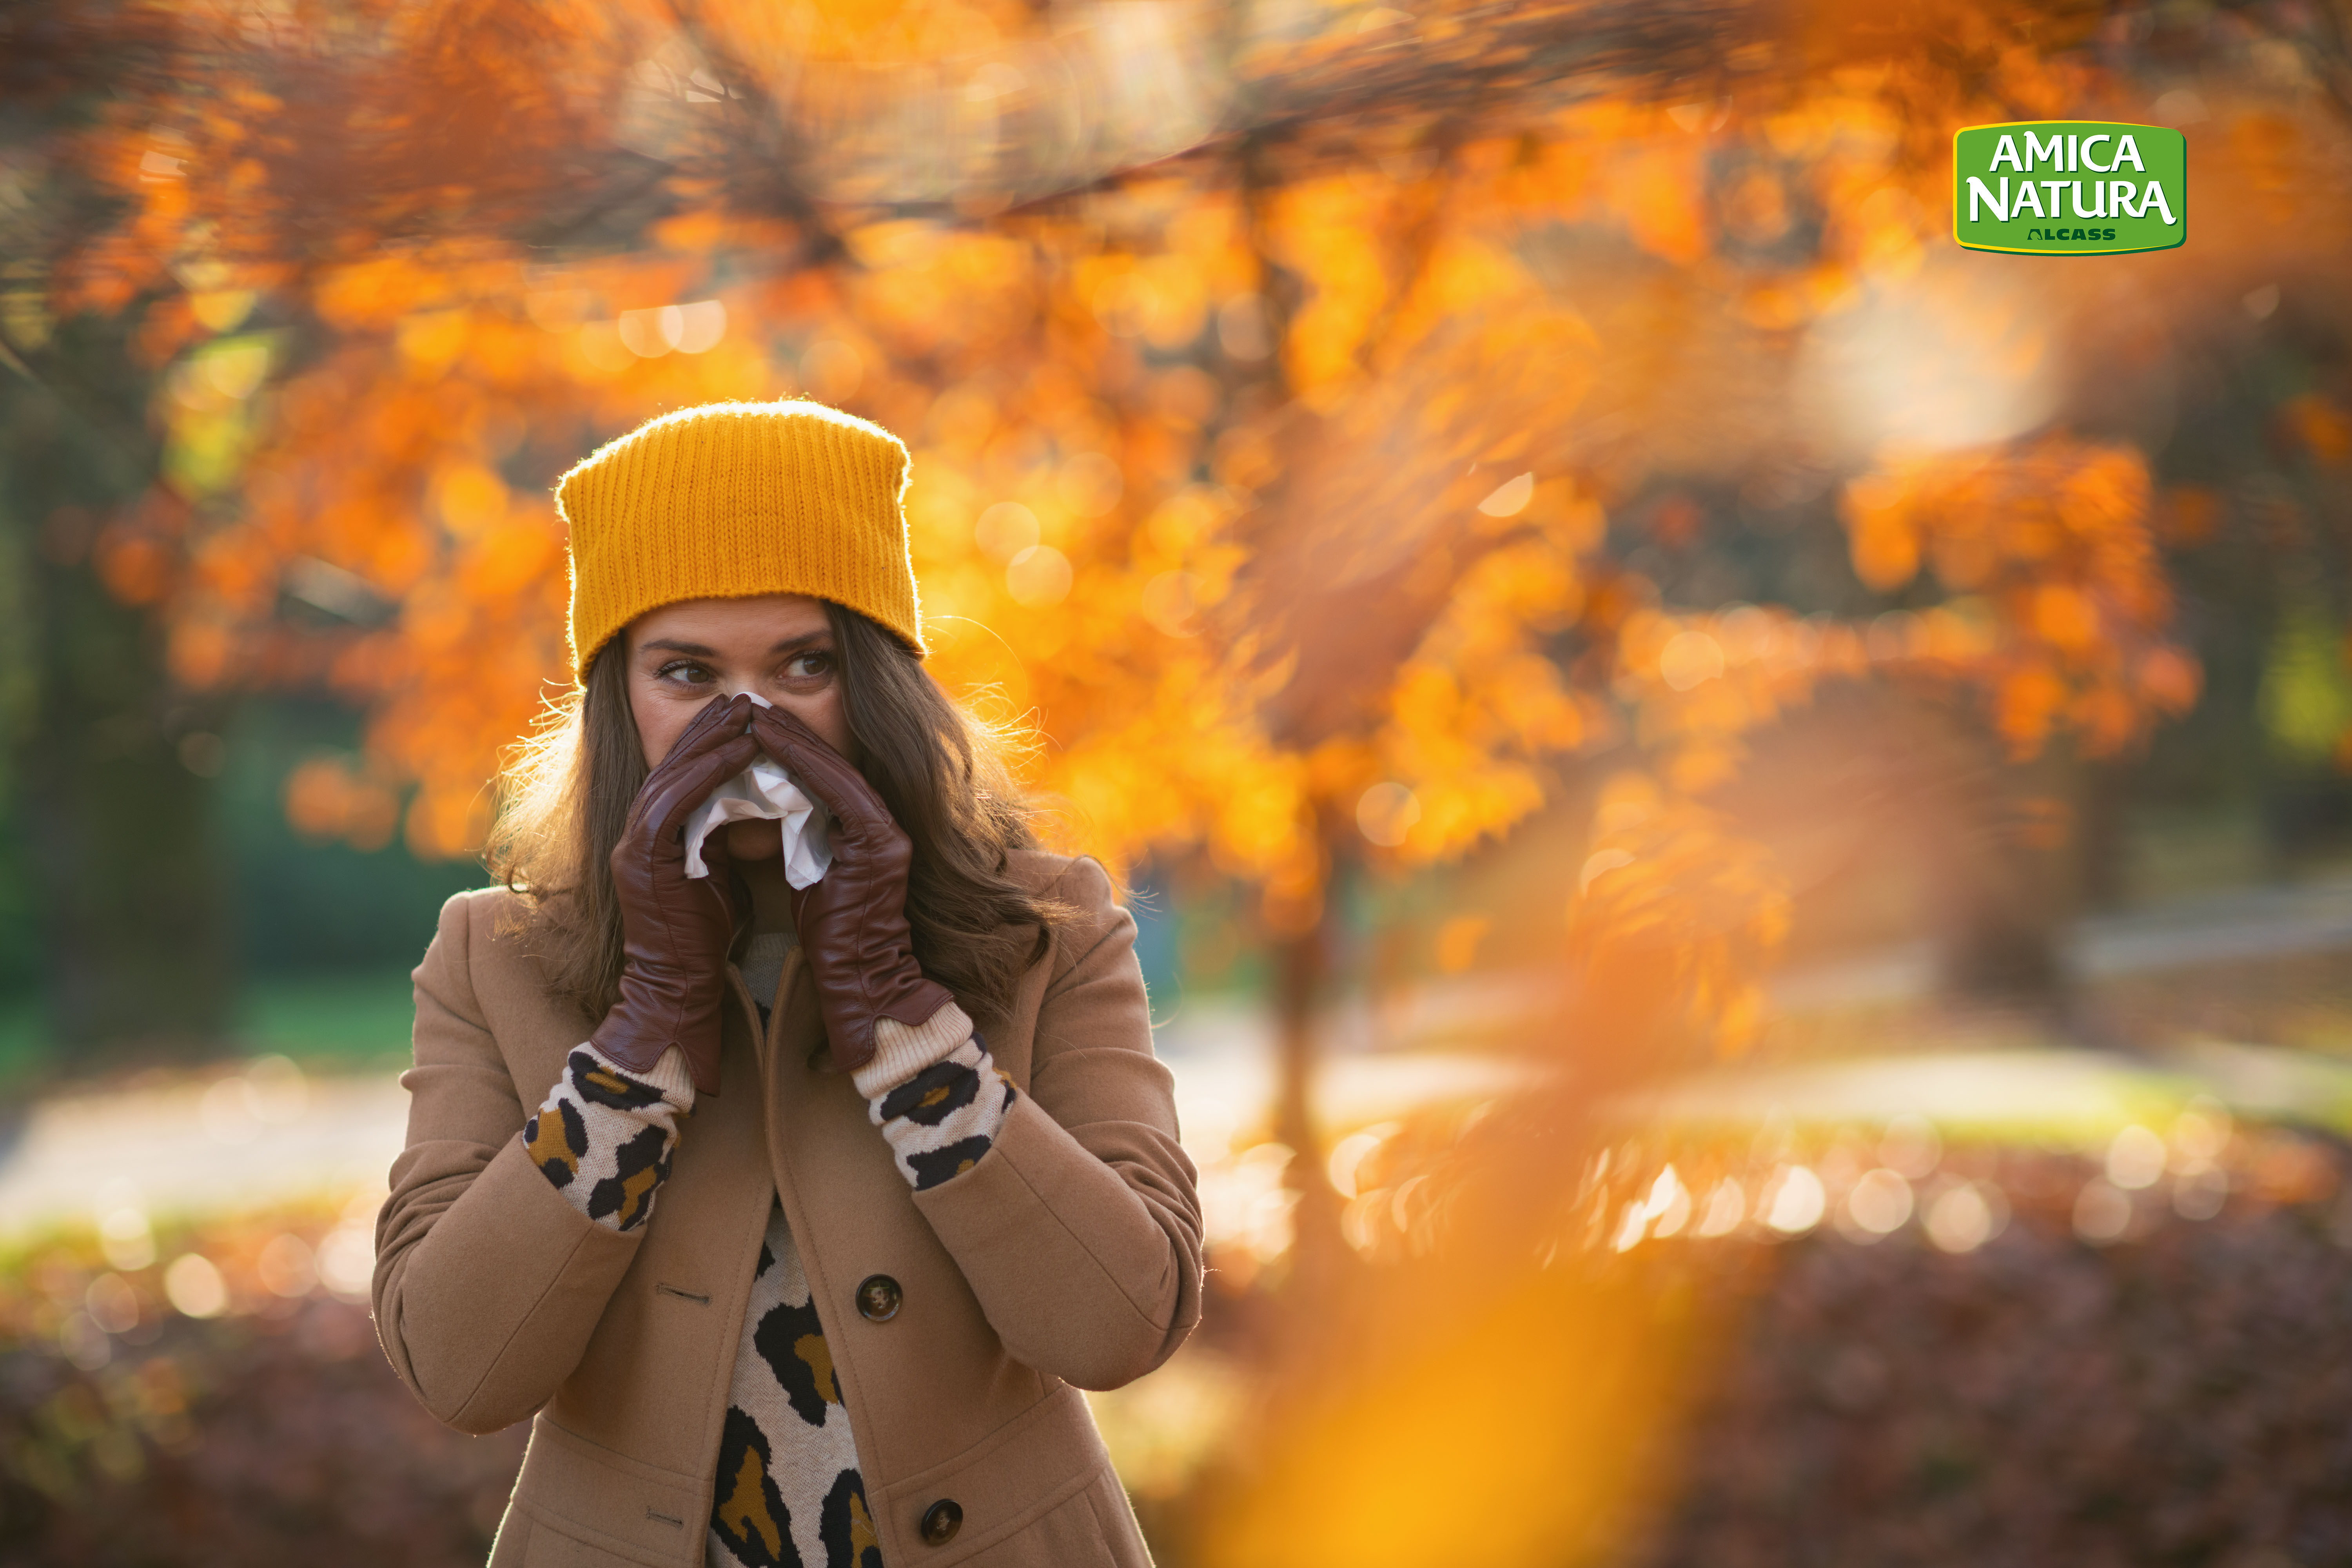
[
  {"left": 617, "top": 1044, "right": 698, "bottom": 1111},
  {"left": 853, "top": 1001, "right": 975, "bottom": 1100}
]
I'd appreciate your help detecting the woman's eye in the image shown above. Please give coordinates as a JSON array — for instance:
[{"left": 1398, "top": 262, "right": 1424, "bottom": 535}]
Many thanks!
[
  {"left": 784, "top": 652, "right": 834, "bottom": 680},
  {"left": 656, "top": 660, "right": 715, "bottom": 684}
]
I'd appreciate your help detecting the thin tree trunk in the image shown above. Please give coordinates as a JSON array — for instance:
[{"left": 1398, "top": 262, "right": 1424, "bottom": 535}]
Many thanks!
[
  {"left": 1927, "top": 721, "right": 2076, "bottom": 1018},
  {"left": 1272, "top": 916, "right": 1343, "bottom": 1289}
]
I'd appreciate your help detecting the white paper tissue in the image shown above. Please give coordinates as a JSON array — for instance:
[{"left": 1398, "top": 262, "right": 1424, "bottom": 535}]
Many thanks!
[{"left": 680, "top": 697, "right": 833, "bottom": 889}]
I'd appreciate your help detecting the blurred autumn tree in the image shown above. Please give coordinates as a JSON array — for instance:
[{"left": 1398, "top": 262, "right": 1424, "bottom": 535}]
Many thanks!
[{"left": 6, "top": 0, "right": 2352, "bottom": 1140}]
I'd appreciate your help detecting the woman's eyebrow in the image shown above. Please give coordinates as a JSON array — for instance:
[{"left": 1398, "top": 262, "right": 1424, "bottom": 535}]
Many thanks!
[{"left": 639, "top": 632, "right": 828, "bottom": 657}]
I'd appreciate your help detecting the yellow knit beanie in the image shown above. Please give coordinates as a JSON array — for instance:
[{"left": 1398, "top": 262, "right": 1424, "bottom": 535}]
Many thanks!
[{"left": 556, "top": 400, "right": 925, "bottom": 678}]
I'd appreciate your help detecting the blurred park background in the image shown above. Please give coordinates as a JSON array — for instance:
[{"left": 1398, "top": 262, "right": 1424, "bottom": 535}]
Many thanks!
[{"left": 7, "top": 0, "right": 2352, "bottom": 1561}]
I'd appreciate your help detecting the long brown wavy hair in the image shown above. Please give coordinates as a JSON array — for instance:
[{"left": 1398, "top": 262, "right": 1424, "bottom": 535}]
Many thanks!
[{"left": 484, "top": 602, "right": 1065, "bottom": 1024}]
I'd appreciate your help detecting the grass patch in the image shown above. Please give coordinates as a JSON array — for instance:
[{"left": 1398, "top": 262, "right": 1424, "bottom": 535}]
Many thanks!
[
  {"left": 0, "top": 970, "right": 417, "bottom": 1091},
  {"left": 234, "top": 970, "right": 416, "bottom": 1068},
  {"left": 0, "top": 1000, "right": 50, "bottom": 1087}
]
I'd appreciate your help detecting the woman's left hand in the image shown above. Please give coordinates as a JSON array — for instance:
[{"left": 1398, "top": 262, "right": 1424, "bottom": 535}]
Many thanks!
[{"left": 750, "top": 702, "right": 953, "bottom": 1072}]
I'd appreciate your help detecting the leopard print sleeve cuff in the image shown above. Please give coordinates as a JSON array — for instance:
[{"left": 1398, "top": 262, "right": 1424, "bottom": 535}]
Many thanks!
[
  {"left": 523, "top": 1043, "right": 695, "bottom": 1233},
  {"left": 864, "top": 1031, "right": 1016, "bottom": 1193},
  {"left": 853, "top": 1001, "right": 975, "bottom": 1099}
]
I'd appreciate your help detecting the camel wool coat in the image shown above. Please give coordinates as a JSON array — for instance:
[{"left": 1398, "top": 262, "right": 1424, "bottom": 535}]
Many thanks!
[{"left": 372, "top": 850, "right": 1203, "bottom": 1567}]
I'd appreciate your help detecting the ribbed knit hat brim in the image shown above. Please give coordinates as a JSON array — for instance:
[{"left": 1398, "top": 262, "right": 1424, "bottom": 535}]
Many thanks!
[{"left": 557, "top": 401, "right": 924, "bottom": 677}]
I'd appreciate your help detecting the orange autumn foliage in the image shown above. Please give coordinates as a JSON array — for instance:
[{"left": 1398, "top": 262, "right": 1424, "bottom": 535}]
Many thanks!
[
  {"left": 34, "top": 0, "right": 2307, "bottom": 1062},
  {"left": 1840, "top": 439, "right": 2197, "bottom": 758}
]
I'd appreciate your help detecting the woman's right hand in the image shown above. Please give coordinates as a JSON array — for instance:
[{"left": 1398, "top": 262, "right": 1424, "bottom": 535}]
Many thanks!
[{"left": 588, "top": 692, "right": 759, "bottom": 1094}]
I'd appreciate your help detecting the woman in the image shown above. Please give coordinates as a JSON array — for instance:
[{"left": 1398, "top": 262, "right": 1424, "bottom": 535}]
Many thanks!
[{"left": 372, "top": 401, "right": 1203, "bottom": 1568}]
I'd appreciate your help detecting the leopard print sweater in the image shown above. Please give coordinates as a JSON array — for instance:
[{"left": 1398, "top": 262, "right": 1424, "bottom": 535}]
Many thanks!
[{"left": 522, "top": 933, "right": 1014, "bottom": 1568}]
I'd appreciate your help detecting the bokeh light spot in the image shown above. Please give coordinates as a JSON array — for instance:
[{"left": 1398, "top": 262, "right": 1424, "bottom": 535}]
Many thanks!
[
  {"left": 164, "top": 1254, "right": 229, "bottom": 1319},
  {"left": 2106, "top": 1124, "right": 2167, "bottom": 1190},
  {"left": 1476, "top": 472, "right": 1534, "bottom": 517},
  {"left": 974, "top": 501, "right": 1040, "bottom": 561},
  {"left": 1695, "top": 1178, "right": 1746, "bottom": 1238},
  {"left": 1764, "top": 1166, "right": 1826, "bottom": 1235},
  {"left": 1005, "top": 544, "right": 1072, "bottom": 607},
  {"left": 1660, "top": 631, "right": 1726, "bottom": 691},
  {"left": 2073, "top": 1178, "right": 2134, "bottom": 1245},
  {"left": 85, "top": 1273, "right": 141, "bottom": 1335},
  {"left": 1878, "top": 1114, "right": 1943, "bottom": 1179},
  {"left": 1356, "top": 782, "right": 1421, "bottom": 848},
  {"left": 258, "top": 1234, "right": 318, "bottom": 1298},
  {"left": 1846, "top": 1168, "right": 1915, "bottom": 1235},
  {"left": 1925, "top": 1182, "right": 2004, "bottom": 1253}
]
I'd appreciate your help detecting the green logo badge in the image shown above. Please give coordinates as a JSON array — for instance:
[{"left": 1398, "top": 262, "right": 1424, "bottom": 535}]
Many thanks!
[{"left": 1952, "top": 121, "right": 2185, "bottom": 255}]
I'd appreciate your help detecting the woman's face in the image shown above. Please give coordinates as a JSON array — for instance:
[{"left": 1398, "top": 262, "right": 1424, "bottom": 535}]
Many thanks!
[{"left": 624, "top": 592, "right": 854, "bottom": 771}]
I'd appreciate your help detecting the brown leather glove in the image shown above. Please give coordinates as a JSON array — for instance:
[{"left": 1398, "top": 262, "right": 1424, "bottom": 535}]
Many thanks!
[
  {"left": 750, "top": 702, "right": 953, "bottom": 1073},
  {"left": 589, "top": 693, "right": 760, "bottom": 1095}
]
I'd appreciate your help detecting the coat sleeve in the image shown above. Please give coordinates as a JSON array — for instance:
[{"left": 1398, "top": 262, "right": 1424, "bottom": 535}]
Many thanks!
[
  {"left": 372, "top": 891, "right": 644, "bottom": 1435},
  {"left": 910, "top": 858, "right": 1204, "bottom": 1390}
]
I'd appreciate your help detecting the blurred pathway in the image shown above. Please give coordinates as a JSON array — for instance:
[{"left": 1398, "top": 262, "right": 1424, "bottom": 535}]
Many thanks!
[
  {"left": 1625, "top": 1040, "right": 2352, "bottom": 1140},
  {"left": 0, "top": 1063, "right": 410, "bottom": 1241},
  {"left": 0, "top": 1029, "right": 1536, "bottom": 1243},
  {"left": 1772, "top": 873, "right": 2352, "bottom": 1012}
]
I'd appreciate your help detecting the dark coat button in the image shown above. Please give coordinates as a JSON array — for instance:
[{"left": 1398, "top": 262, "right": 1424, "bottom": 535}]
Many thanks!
[
  {"left": 856, "top": 1274, "right": 902, "bottom": 1323},
  {"left": 920, "top": 1499, "right": 963, "bottom": 1545}
]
